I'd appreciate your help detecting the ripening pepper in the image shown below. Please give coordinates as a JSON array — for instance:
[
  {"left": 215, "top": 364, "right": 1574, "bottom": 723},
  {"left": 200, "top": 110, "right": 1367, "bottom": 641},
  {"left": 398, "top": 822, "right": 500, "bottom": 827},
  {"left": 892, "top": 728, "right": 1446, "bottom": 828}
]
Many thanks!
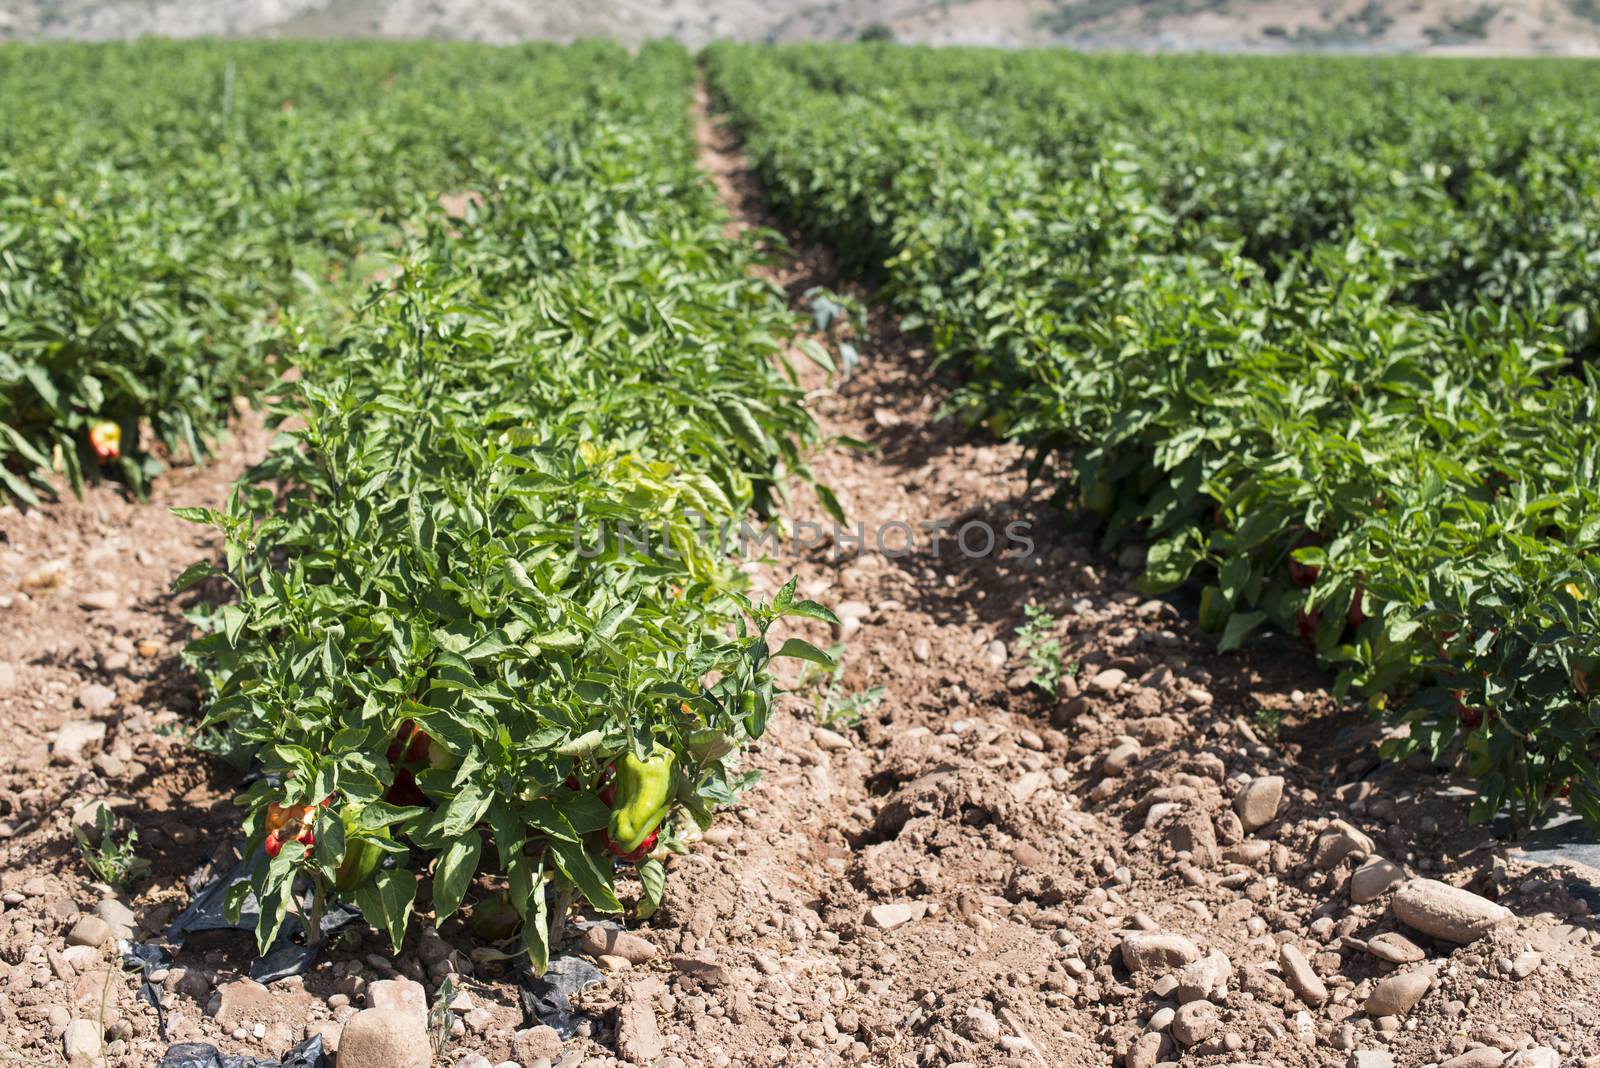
[
  {"left": 606, "top": 745, "right": 676, "bottom": 854},
  {"left": 88, "top": 421, "right": 121, "bottom": 463}
]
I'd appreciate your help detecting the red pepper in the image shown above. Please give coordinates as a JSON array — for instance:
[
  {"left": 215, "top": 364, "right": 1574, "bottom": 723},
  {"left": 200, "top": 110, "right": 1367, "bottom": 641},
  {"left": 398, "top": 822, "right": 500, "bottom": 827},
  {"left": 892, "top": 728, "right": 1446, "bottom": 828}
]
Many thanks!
[
  {"left": 1296, "top": 607, "right": 1321, "bottom": 649},
  {"left": 88, "top": 421, "right": 122, "bottom": 463},
  {"left": 264, "top": 832, "right": 283, "bottom": 858},
  {"left": 606, "top": 828, "right": 657, "bottom": 864},
  {"left": 385, "top": 768, "right": 427, "bottom": 807},
  {"left": 296, "top": 826, "right": 315, "bottom": 847}
]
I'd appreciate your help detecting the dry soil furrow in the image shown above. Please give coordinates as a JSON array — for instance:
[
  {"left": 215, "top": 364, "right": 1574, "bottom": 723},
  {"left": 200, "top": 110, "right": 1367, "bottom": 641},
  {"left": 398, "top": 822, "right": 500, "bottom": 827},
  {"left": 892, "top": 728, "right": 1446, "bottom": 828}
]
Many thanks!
[{"left": 584, "top": 83, "right": 1600, "bottom": 1068}]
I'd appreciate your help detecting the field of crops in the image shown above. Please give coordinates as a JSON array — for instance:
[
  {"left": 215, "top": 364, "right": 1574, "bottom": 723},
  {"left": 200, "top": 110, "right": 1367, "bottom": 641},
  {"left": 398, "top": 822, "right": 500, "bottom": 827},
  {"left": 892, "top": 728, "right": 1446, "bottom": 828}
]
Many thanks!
[
  {"left": 4, "top": 33, "right": 1600, "bottom": 1068},
  {"left": 706, "top": 43, "right": 1600, "bottom": 835}
]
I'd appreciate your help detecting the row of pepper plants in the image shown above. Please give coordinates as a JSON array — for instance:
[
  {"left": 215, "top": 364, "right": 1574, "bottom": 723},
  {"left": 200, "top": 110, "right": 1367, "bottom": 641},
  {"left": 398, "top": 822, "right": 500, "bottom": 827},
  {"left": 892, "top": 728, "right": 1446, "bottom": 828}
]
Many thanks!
[
  {"left": 13, "top": 39, "right": 833, "bottom": 966},
  {"left": 0, "top": 39, "right": 571, "bottom": 501},
  {"left": 706, "top": 42, "right": 1600, "bottom": 835}
]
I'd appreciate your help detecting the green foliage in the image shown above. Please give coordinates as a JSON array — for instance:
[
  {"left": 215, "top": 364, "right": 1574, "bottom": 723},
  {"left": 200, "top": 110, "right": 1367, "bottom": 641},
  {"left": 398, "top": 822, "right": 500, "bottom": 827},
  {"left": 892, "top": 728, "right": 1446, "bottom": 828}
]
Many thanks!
[
  {"left": 129, "top": 41, "right": 836, "bottom": 966},
  {"left": 1015, "top": 603, "right": 1069, "bottom": 697},
  {"left": 75, "top": 806, "right": 151, "bottom": 889},
  {"left": 0, "top": 40, "right": 589, "bottom": 501},
  {"left": 707, "top": 42, "right": 1600, "bottom": 835},
  {"left": 800, "top": 642, "right": 886, "bottom": 727}
]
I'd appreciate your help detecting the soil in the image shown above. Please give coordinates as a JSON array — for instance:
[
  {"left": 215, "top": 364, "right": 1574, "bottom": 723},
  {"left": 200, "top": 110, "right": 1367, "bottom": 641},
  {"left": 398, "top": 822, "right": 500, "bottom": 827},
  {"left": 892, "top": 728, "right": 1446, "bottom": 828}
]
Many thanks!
[{"left": 1, "top": 84, "right": 1599, "bottom": 1068}]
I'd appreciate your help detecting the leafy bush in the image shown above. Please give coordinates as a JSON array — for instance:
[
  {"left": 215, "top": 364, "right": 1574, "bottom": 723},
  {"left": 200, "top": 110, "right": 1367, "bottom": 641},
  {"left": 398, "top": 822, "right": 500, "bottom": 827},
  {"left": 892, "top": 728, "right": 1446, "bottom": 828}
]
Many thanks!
[
  {"left": 171, "top": 42, "right": 832, "bottom": 966},
  {"left": 707, "top": 42, "right": 1600, "bottom": 834}
]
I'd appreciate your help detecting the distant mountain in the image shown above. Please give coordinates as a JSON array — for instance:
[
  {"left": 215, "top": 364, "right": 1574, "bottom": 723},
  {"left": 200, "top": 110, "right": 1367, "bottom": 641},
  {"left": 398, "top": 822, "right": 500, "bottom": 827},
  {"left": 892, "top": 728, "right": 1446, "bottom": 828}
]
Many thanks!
[{"left": 3, "top": 0, "right": 1598, "bottom": 54}]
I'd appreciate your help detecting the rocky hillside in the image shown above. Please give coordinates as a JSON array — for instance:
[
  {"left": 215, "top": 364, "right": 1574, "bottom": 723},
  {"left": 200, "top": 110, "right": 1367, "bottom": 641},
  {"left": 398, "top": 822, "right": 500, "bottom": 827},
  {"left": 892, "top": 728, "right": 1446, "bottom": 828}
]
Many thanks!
[{"left": 3, "top": 0, "right": 1599, "bottom": 53}]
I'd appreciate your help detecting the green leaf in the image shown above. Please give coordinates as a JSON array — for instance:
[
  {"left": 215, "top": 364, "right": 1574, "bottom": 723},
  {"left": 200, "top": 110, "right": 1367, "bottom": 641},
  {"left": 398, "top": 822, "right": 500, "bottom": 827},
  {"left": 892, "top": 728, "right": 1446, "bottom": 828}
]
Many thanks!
[
  {"left": 774, "top": 637, "right": 835, "bottom": 667},
  {"left": 432, "top": 830, "right": 482, "bottom": 923}
]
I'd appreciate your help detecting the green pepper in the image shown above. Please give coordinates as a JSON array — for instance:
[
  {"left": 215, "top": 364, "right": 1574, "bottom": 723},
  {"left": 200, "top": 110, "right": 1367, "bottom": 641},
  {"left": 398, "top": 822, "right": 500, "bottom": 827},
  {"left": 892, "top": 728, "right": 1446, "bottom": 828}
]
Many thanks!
[
  {"left": 1198, "top": 585, "right": 1229, "bottom": 633},
  {"left": 333, "top": 833, "right": 386, "bottom": 892},
  {"left": 607, "top": 744, "right": 676, "bottom": 853},
  {"left": 1080, "top": 478, "right": 1116, "bottom": 518}
]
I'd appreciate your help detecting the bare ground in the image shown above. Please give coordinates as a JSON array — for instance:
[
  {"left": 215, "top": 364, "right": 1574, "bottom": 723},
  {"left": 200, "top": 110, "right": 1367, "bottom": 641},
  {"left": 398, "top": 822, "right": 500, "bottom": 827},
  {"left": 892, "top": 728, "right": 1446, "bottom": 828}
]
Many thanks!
[{"left": 0, "top": 83, "right": 1598, "bottom": 1068}]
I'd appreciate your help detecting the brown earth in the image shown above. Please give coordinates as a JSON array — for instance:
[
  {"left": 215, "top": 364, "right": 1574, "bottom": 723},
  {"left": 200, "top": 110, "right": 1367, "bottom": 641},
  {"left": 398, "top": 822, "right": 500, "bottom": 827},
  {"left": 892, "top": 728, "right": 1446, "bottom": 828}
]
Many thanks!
[{"left": 1, "top": 83, "right": 1599, "bottom": 1068}]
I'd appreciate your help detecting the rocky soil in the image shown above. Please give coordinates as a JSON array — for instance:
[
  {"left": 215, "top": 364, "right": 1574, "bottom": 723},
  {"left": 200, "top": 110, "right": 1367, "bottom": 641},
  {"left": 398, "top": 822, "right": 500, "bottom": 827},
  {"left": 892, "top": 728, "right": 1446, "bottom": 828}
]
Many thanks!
[{"left": 1, "top": 84, "right": 1599, "bottom": 1068}]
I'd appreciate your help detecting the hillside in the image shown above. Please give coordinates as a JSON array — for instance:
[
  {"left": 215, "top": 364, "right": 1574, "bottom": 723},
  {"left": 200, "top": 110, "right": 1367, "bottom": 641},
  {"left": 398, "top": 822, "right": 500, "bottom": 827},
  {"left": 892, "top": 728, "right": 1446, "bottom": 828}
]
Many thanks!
[{"left": 3, "top": 0, "right": 1600, "bottom": 52}]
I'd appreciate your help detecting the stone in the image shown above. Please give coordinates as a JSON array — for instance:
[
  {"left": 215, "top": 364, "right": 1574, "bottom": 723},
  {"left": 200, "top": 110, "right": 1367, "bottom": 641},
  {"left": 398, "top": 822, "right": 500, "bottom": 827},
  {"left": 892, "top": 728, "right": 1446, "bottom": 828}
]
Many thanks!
[
  {"left": 77, "top": 684, "right": 117, "bottom": 714},
  {"left": 580, "top": 925, "right": 658, "bottom": 964},
  {"left": 1349, "top": 857, "right": 1404, "bottom": 903},
  {"left": 337, "top": 1007, "right": 431, "bottom": 1068},
  {"left": 1102, "top": 741, "right": 1141, "bottom": 777},
  {"left": 1391, "top": 879, "right": 1512, "bottom": 943},
  {"left": 367, "top": 977, "right": 428, "bottom": 1022},
  {"left": 94, "top": 899, "right": 137, "bottom": 940},
  {"left": 63, "top": 1019, "right": 103, "bottom": 1068},
  {"left": 1171, "top": 1001, "right": 1218, "bottom": 1047},
  {"left": 1233, "top": 776, "right": 1284, "bottom": 832},
  {"left": 1440, "top": 1051, "right": 1506, "bottom": 1068},
  {"left": 1126, "top": 1032, "right": 1165, "bottom": 1068},
  {"left": 1510, "top": 950, "right": 1541, "bottom": 979},
  {"left": 1363, "top": 966, "right": 1436, "bottom": 1018},
  {"left": 52, "top": 720, "right": 107, "bottom": 764},
  {"left": 1366, "top": 932, "right": 1426, "bottom": 964},
  {"left": 80, "top": 590, "right": 121, "bottom": 611},
  {"left": 866, "top": 903, "right": 916, "bottom": 930},
  {"left": 1279, "top": 944, "right": 1327, "bottom": 1007},
  {"left": 1088, "top": 668, "right": 1127, "bottom": 694},
  {"left": 669, "top": 954, "right": 732, "bottom": 986},
  {"left": 1347, "top": 1052, "right": 1395, "bottom": 1068},
  {"left": 61, "top": 946, "right": 100, "bottom": 971},
  {"left": 616, "top": 995, "right": 663, "bottom": 1063},
  {"left": 512, "top": 1026, "right": 563, "bottom": 1065},
  {"left": 1174, "top": 949, "right": 1231, "bottom": 1003},
  {"left": 1120, "top": 932, "right": 1201, "bottom": 973},
  {"left": 66, "top": 915, "right": 114, "bottom": 949},
  {"left": 1504, "top": 1049, "right": 1560, "bottom": 1068},
  {"left": 1312, "top": 820, "right": 1375, "bottom": 869},
  {"left": 211, "top": 979, "right": 288, "bottom": 1029}
]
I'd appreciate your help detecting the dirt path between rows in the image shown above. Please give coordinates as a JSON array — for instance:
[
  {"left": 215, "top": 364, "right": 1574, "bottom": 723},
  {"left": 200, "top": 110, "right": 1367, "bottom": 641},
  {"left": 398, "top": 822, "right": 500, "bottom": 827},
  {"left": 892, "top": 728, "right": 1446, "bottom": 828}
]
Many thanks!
[{"left": 1, "top": 83, "right": 1598, "bottom": 1068}]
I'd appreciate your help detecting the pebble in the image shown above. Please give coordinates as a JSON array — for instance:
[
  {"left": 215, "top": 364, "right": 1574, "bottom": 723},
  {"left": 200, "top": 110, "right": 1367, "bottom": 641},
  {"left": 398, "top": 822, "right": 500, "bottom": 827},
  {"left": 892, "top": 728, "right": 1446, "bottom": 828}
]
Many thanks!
[
  {"left": 1102, "top": 740, "right": 1141, "bottom": 777},
  {"left": 1312, "top": 820, "right": 1375, "bottom": 869},
  {"left": 1347, "top": 1052, "right": 1395, "bottom": 1068},
  {"left": 1233, "top": 775, "right": 1284, "bottom": 832},
  {"left": 511, "top": 1027, "right": 563, "bottom": 1065},
  {"left": 1440, "top": 1051, "right": 1506, "bottom": 1068},
  {"left": 1510, "top": 950, "right": 1541, "bottom": 979},
  {"left": 580, "top": 926, "right": 658, "bottom": 964},
  {"left": 66, "top": 915, "right": 114, "bottom": 949},
  {"left": 80, "top": 590, "right": 121, "bottom": 611},
  {"left": 1279, "top": 943, "right": 1327, "bottom": 1007},
  {"left": 1349, "top": 857, "right": 1404, "bottom": 903},
  {"left": 366, "top": 977, "right": 428, "bottom": 1023},
  {"left": 63, "top": 1019, "right": 102, "bottom": 1068},
  {"left": 866, "top": 902, "right": 916, "bottom": 930},
  {"left": 52, "top": 720, "right": 107, "bottom": 764},
  {"left": 1366, "top": 932, "right": 1426, "bottom": 964},
  {"left": 1171, "top": 1000, "right": 1218, "bottom": 1047},
  {"left": 1391, "top": 879, "right": 1512, "bottom": 943},
  {"left": 77, "top": 684, "right": 117, "bottom": 713},
  {"left": 336, "top": 1007, "right": 431, "bottom": 1068},
  {"left": 1363, "top": 966, "right": 1436, "bottom": 1017},
  {"left": 1120, "top": 931, "right": 1201, "bottom": 972},
  {"left": 1174, "top": 949, "right": 1231, "bottom": 1003},
  {"left": 1088, "top": 668, "right": 1126, "bottom": 694}
]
